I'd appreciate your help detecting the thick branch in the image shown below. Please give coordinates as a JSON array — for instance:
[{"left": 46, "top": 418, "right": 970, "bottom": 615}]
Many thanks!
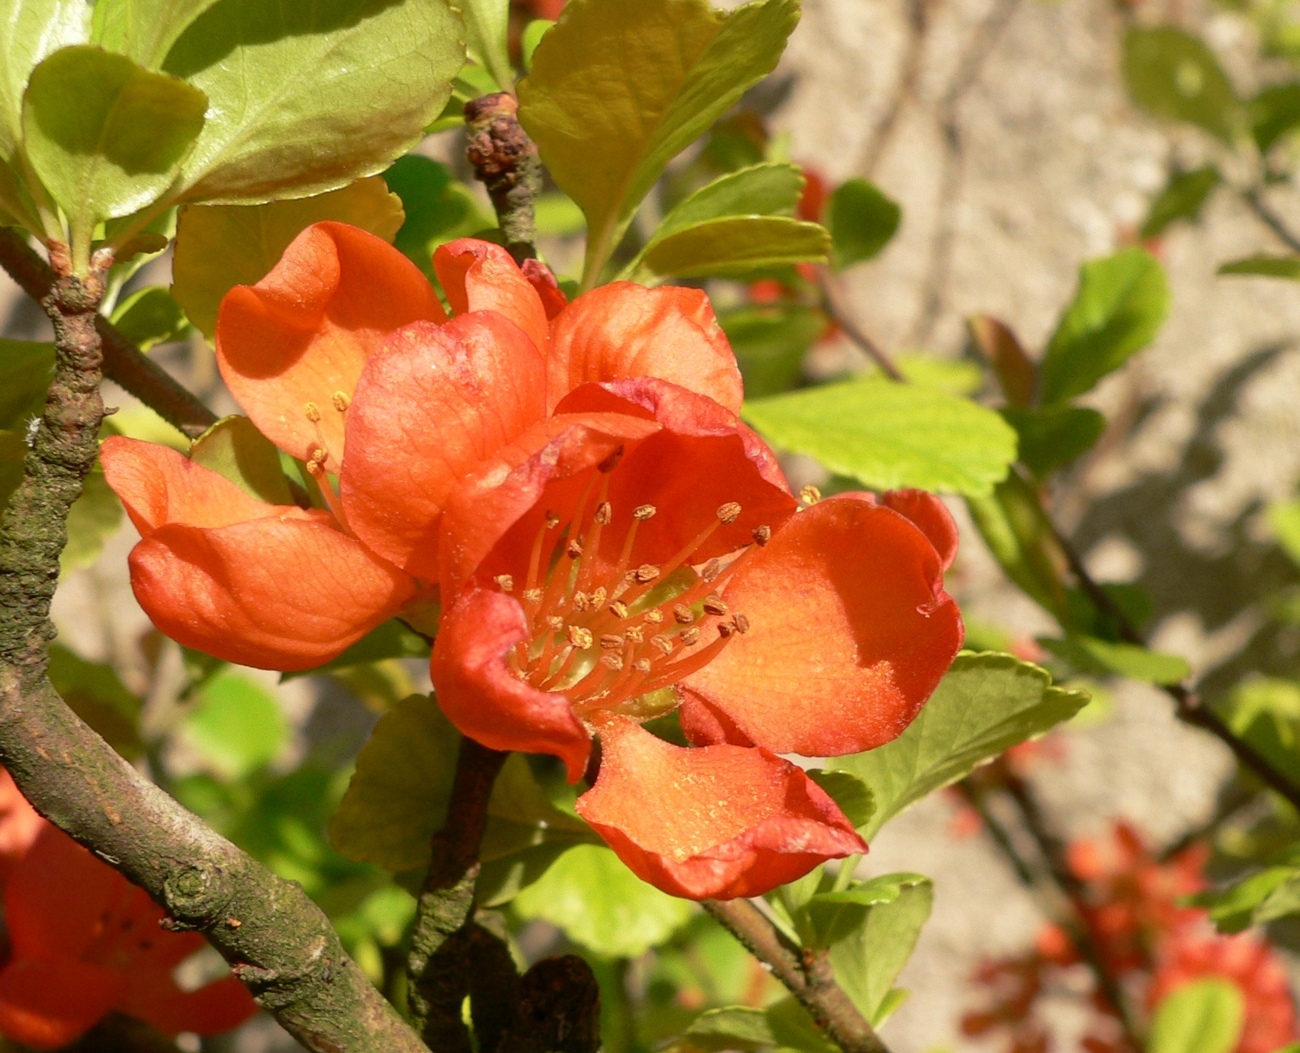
[
  {"left": 702, "top": 898, "right": 890, "bottom": 1053},
  {"left": 0, "top": 261, "right": 425, "bottom": 1053},
  {"left": 407, "top": 737, "right": 508, "bottom": 1048},
  {"left": 465, "top": 93, "right": 543, "bottom": 265},
  {"left": 0, "top": 227, "right": 216, "bottom": 439}
]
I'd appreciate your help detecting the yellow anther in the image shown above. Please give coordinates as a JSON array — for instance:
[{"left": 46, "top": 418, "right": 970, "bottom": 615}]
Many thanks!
[
  {"left": 572, "top": 592, "right": 590, "bottom": 613},
  {"left": 494, "top": 574, "right": 514, "bottom": 592},
  {"left": 523, "top": 588, "right": 544, "bottom": 604},
  {"left": 799, "top": 485, "right": 822, "bottom": 506},
  {"left": 602, "top": 654, "right": 625, "bottom": 671},
  {"left": 546, "top": 615, "right": 564, "bottom": 630},
  {"left": 633, "top": 504, "right": 657, "bottom": 521},
  {"left": 752, "top": 525, "right": 772, "bottom": 546},
  {"left": 733, "top": 613, "right": 751, "bottom": 634},
  {"left": 609, "top": 600, "right": 630, "bottom": 619},
  {"left": 717, "top": 502, "right": 742, "bottom": 524},
  {"left": 595, "top": 501, "right": 612, "bottom": 525},
  {"left": 651, "top": 634, "right": 674, "bottom": 655},
  {"left": 673, "top": 604, "right": 696, "bottom": 625},
  {"left": 599, "top": 634, "right": 624, "bottom": 650},
  {"left": 625, "top": 625, "right": 645, "bottom": 643},
  {"left": 590, "top": 586, "right": 608, "bottom": 608},
  {"left": 331, "top": 390, "right": 350, "bottom": 413},
  {"left": 304, "top": 401, "right": 322, "bottom": 423},
  {"left": 566, "top": 538, "right": 584, "bottom": 559},
  {"left": 643, "top": 609, "right": 665, "bottom": 625},
  {"left": 567, "top": 625, "right": 593, "bottom": 649},
  {"left": 681, "top": 627, "right": 701, "bottom": 646},
  {"left": 634, "top": 659, "right": 651, "bottom": 674},
  {"left": 703, "top": 595, "right": 728, "bottom": 616}
]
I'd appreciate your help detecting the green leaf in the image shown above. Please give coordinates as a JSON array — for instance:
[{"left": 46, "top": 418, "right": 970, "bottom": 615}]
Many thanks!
[
  {"left": 679, "top": 1007, "right": 776, "bottom": 1052},
  {"left": 512, "top": 844, "right": 695, "bottom": 958},
  {"left": 22, "top": 45, "right": 207, "bottom": 245},
  {"left": 1002, "top": 405, "right": 1105, "bottom": 478},
  {"left": 1219, "top": 677, "right": 1300, "bottom": 783},
  {"left": 384, "top": 156, "right": 494, "bottom": 280},
  {"left": 1195, "top": 865, "right": 1300, "bottom": 933},
  {"left": 968, "top": 314, "right": 1035, "bottom": 408},
  {"left": 1040, "top": 249, "right": 1170, "bottom": 405},
  {"left": 1122, "top": 27, "right": 1241, "bottom": 142},
  {"left": 718, "top": 304, "right": 822, "bottom": 399},
  {"left": 91, "top": 0, "right": 224, "bottom": 69},
  {"left": 461, "top": 0, "right": 513, "bottom": 92},
  {"left": 965, "top": 473, "right": 1069, "bottom": 620},
  {"left": 284, "top": 619, "right": 430, "bottom": 680},
  {"left": 0, "top": 430, "right": 25, "bottom": 514},
  {"left": 1270, "top": 500, "right": 1300, "bottom": 567},
  {"left": 1146, "top": 979, "right": 1244, "bottom": 1053},
  {"left": 1037, "top": 635, "right": 1190, "bottom": 685},
  {"left": 521, "top": 19, "right": 553, "bottom": 72},
  {"left": 1140, "top": 165, "right": 1221, "bottom": 239},
  {"left": 48, "top": 644, "right": 143, "bottom": 759},
  {"left": 637, "top": 215, "right": 828, "bottom": 281},
  {"left": 171, "top": 176, "right": 405, "bottom": 337},
  {"left": 0, "top": 339, "right": 53, "bottom": 428},
  {"left": 181, "top": 669, "right": 289, "bottom": 778},
  {"left": 743, "top": 376, "right": 1017, "bottom": 497},
  {"left": 109, "top": 286, "right": 191, "bottom": 351},
  {"left": 828, "top": 178, "right": 900, "bottom": 269},
  {"left": 162, "top": 0, "right": 463, "bottom": 205},
  {"left": 188, "top": 416, "right": 293, "bottom": 505},
  {"left": 518, "top": 0, "right": 799, "bottom": 283},
  {"left": 806, "top": 770, "right": 874, "bottom": 829},
  {"left": 662, "top": 162, "right": 804, "bottom": 235},
  {"left": 1249, "top": 82, "right": 1300, "bottom": 153},
  {"left": 0, "top": 0, "right": 89, "bottom": 164},
  {"left": 62, "top": 464, "right": 123, "bottom": 574},
  {"left": 1219, "top": 255, "right": 1300, "bottom": 281},
  {"left": 831, "top": 653, "right": 1088, "bottom": 838}
]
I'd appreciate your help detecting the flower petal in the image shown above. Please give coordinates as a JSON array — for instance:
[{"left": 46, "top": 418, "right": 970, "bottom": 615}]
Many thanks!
[
  {"left": 101, "top": 436, "right": 310, "bottom": 536},
  {"left": 216, "top": 222, "right": 445, "bottom": 463},
  {"left": 123, "top": 975, "right": 257, "bottom": 1037},
  {"left": 5, "top": 828, "right": 118, "bottom": 961},
  {"left": 128, "top": 518, "right": 418, "bottom": 671},
  {"left": 547, "top": 283, "right": 744, "bottom": 413},
  {"left": 522, "top": 258, "right": 568, "bottom": 319},
  {"left": 434, "top": 239, "right": 550, "bottom": 352},
  {"left": 575, "top": 718, "right": 865, "bottom": 900},
  {"left": 682, "top": 495, "right": 963, "bottom": 755},
  {"left": 878, "top": 489, "right": 959, "bottom": 571},
  {"left": 431, "top": 587, "right": 591, "bottom": 780},
  {"left": 0, "top": 957, "right": 126, "bottom": 1049},
  {"left": 339, "top": 312, "right": 548, "bottom": 580}
]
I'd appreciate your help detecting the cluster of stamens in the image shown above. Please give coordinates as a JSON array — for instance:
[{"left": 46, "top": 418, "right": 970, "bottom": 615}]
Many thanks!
[
  {"left": 498, "top": 463, "right": 769, "bottom": 719},
  {"left": 302, "top": 394, "right": 351, "bottom": 520}
]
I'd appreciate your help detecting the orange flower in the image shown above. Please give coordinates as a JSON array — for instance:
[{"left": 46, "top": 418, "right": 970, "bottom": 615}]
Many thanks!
[
  {"left": 103, "top": 225, "right": 741, "bottom": 671},
  {"left": 430, "top": 378, "right": 963, "bottom": 897},
  {"left": 0, "top": 814, "right": 254, "bottom": 1048}
]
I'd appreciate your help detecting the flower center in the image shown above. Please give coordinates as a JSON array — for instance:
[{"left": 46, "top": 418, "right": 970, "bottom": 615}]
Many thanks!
[{"left": 497, "top": 469, "right": 768, "bottom": 722}]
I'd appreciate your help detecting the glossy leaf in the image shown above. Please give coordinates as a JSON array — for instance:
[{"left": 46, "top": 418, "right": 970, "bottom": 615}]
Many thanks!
[
  {"left": 831, "top": 653, "right": 1088, "bottom": 838},
  {"left": 1040, "top": 249, "right": 1169, "bottom": 405},
  {"left": 1038, "top": 635, "right": 1190, "bottom": 685},
  {"left": 181, "top": 669, "right": 289, "bottom": 778},
  {"left": 188, "top": 415, "right": 294, "bottom": 506},
  {"left": 659, "top": 162, "right": 804, "bottom": 236},
  {"left": 1146, "top": 979, "right": 1243, "bottom": 1053},
  {"left": 91, "top": 0, "right": 224, "bottom": 69},
  {"left": 171, "top": 176, "right": 405, "bottom": 337},
  {"left": 62, "top": 465, "right": 123, "bottom": 574},
  {"left": 1002, "top": 405, "right": 1105, "bottom": 477},
  {"left": 828, "top": 178, "right": 900, "bottom": 269},
  {"left": 461, "top": 0, "right": 513, "bottom": 91},
  {"left": 1219, "top": 255, "right": 1300, "bottom": 281},
  {"left": 743, "top": 376, "right": 1017, "bottom": 497},
  {"left": 1140, "top": 165, "right": 1220, "bottom": 239},
  {"left": 1122, "top": 27, "right": 1241, "bottom": 142},
  {"left": 0, "top": 339, "right": 53, "bottom": 428},
  {"left": 519, "top": 0, "right": 799, "bottom": 282},
  {"left": 384, "top": 156, "right": 494, "bottom": 279},
  {"left": 162, "top": 0, "right": 463, "bottom": 205},
  {"left": 965, "top": 474, "right": 1069, "bottom": 621},
  {"left": 637, "top": 215, "right": 829, "bottom": 281},
  {"left": 1249, "top": 82, "right": 1300, "bottom": 153},
  {"left": 0, "top": 0, "right": 89, "bottom": 163},
  {"left": 22, "top": 45, "right": 207, "bottom": 239},
  {"left": 109, "top": 286, "right": 191, "bottom": 351},
  {"left": 512, "top": 844, "right": 695, "bottom": 958},
  {"left": 718, "top": 305, "right": 822, "bottom": 399}
]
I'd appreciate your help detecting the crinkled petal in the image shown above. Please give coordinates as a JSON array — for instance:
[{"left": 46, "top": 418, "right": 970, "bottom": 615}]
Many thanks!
[
  {"left": 5, "top": 828, "right": 118, "bottom": 960},
  {"left": 123, "top": 974, "right": 257, "bottom": 1037},
  {"left": 0, "top": 957, "right": 126, "bottom": 1050},
  {"left": 547, "top": 283, "right": 744, "bottom": 414},
  {"left": 216, "top": 222, "right": 445, "bottom": 463},
  {"left": 339, "top": 312, "right": 548, "bottom": 580},
  {"left": 682, "top": 495, "right": 963, "bottom": 755},
  {"left": 434, "top": 239, "right": 550, "bottom": 353},
  {"left": 128, "top": 519, "right": 418, "bottom": 671},
  {"left": 522, "top": 258, "right": 568, "bottom": 319},
  {"left": 101, "top": 436, "right": 313, "bottom": 536},
  {"left": 431, "top": 588, "right": 590, "bottom": 780},
  {"left": 575, "top": 718, "right": 865, "bottom": 900},
  {"left": 878, "top": 489, "right": 959, "bottom": 571}
]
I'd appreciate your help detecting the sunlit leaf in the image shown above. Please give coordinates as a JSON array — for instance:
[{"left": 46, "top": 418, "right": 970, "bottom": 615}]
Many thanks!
[
  {"left": 1140, "top": 165, "right": 1220, "bottom": 239},
  {"left": 831, "top": 653, "right": 1088, "bottom": 838},
  {"left": 1195, "top": 862, "right": 1300, "bottom": 933},
  {"left": 0, "top": 0, "right": 89, "bottom": 165},
  {"left": 181, "top": 669, "right": 289, "bottom": 778},
  {"left": 1037, "top": 635, "right": 1190, "bottom": 685},
  {"left": 188, "top": 416, "right": 293, "bottom": 505},
  {"left": 1122, "top": 26, "right": 1241, "bottom": 142},
  {"left": 636, "top": 215, "right": 828, "bottom": 281},
  {"left": 172, "top": 176, "right": 404, "bottom": 337},
  {"left": 460, "top": 0, "right": 512, "bottom": 91},
  {"left": 91, "top": 0, "right": 224, "bottom": 69},
  {"left": 1270, "top": 499, "right": 1300, "bottom": 567},
  {"left": 1219, "top": 255, "right": 1300, "bottom": 281},
  {"left": 109, "top": 286, "right": 190, "bottom": 351},
  {"left": 1146, "top": 979, "right": 1243, "bottom": 1053}
]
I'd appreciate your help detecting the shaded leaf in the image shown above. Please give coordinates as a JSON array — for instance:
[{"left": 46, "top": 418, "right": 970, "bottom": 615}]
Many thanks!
[
  {"left": 0, "top": 0, "right": 89, "bottom": 164},
  {"left": 1146, "top": 979, "right": 1243, "bottom": 1053},
  {"left": 637, "top": 215, "right": 828, "bottom": 281},
  {"left": 286, "top": 619, "right": 431, "bottom": 681},
  {"left": 1140, "top": 165, "right": 1221, "bottom": 239},
  {"left": 519, "top": 0, "right": 799, "bottom": 281},
  {"left": 188, "top": 415, "right": 293, "bottom": 505},
  {"left": 1002, "top": 405, "right": 1105, "bottom": 478},
  {"left": 678, "top": 1007, "right": 775, "bottom": 1052},
  {"left": 965, "top": 473, "right": 1068, "bottom": 620},
  {"left": 162, "top": 0, "right": 463, "bottom": 205},
  {"left": 744, "top": 376, "right": 1017, "bottom": 497},
  {"left": 48, "top": 644, "right": 143, "bottom": 759},
  {"left": 1040, "top": 249, "right": 1169, "bottom": 405},
  {"left": 1219, "top": 255, "right": 1300, "bottom": 281},
  {"left": 62, "top": 464, "right": 123, "bottom": 574},
  {"left": 718, "top": 304, "right": 822, "bottom": 399},
  {"left": 1037, "top": 635, "right": 1190, "bottom": 685},
  {"left": 181, "top": 669, "right": 289, "bottom": 778},
  {"left": 91, "top": 0, "right": 224, "bottom": 69},
  {"left": 0, "top": 430, "right": 24, "bottom": 514},
  {"left": 806, "top": 770, "right": 874, "bottom": 829},
  {"left": 1219, "top": 677, "right": 1300, "bottom": 786},
  {"left": 831, "top": 653, "right": 1088, "bottom": 838},
  {"left": 1249, "top": 82, "right": 1300, "bottom": 153},
  {"left": 0, "top": 339, "right": 53, "bottom": 428},
  {"left": 1123, "top": 26, "right": 1241, "bottom": 142},
  {"left": 828, "top": 178, "right": 900, "bottom": 269},
  {"left": 384, "top": 156, "right": 494, "bottom": 279},
  {"left": 172, "top": 176, "right": 404, "bottom": 337},
  {"left": 109, "top": 286, "right": 191, "bottom": 351},
  {"left": 968, "top": 314, "right": 1035, "bottom": 408}
]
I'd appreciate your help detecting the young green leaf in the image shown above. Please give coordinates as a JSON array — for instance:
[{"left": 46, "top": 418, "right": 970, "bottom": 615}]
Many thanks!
[
  {"left": 1220, "top": 677, "right": 1300, "bottom": 784},
  {"left": 0, "top": 0, "right": 89, "bottom": 163},
  {"left": 1002, "top": 405, "right": 1105, "bottom": 478},
  {"left": 658, "top": 162, "right": 805, "bottom": 238},
  {"left": 511, "top": 844, "right": 695, "bottom": 958},
  {"left": 1037, "top": 635, "right": 1191, "bottom": 686},
  {"left": 91, "top": 0, "right": 224, "bottom": 70},
  {"left": 1219, "top": 255, "right": 1300, "bottom": 281},
  {"left": 677, "top": 1007, "right": 776, "bottom": 1052},
  {"left": 171, "top": 176, "right": 405, "bottom": 337},
  {"left": 1146, "top": 979, "right": 1244, "bottom": 1053},
  {"left": 827, "top": 178, "right": 901, "bottom": 269},
  {"left": 1249, "top": 81, "right": 1300, "bottom": 153},
  {"left": 636, "top": 215, "right": 829, "bottom": 281},
  {"left": 22, "top": 45, "right": 206, "bottom": 249},
  {"left": 1140, "top": 165, "right": 1221, "bottom": 240},
  {"left": 830, "top": 653, "right": 1088, "bottom": 838},
  {"left": 1195, "top": 864, "right": 1300, "bottom": 934},
  {"left": 1040, "top": 249, "right": 1169, "bottom": 405},
  {"left": 188, "top": 416, "right": 294, "bottom": 506},
  {"left": 1123, "top": 26, "right": 1242, "bottom": 142},
  {"left": 965, "top": 474, "right": 1070, "bottom": 621},
  {"left": 460, "top": 0, "right": 514, "bottom": 92},
  {"left": 518, "top": 0, "right": 799, "bottom": 284},
  {"left": 162, "top": 0, "right": 463, "bottom": 206},
  {"left": 743, "top": 376, "right": 1018, "bottom": 497}
]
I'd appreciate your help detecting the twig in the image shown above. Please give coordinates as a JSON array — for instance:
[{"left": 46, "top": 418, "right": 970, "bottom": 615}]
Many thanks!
[
  {"left": 1242, "top": 188, "right": 1300, "bottom": 254},
  {"left": 0, "top": 257, "right": 425, "bottom": 1052},
  {"left": 702, "top": 897, "right": 891, "bottom": 1053},
  {"left": 814, "top": 267, "right": 906, "bottom": 381},
  {"left": 406, "top": 736, "right": 508, "bottom": 1048},
  {"left": 466, "top": 93, "right": 543, "bottom": 265},
  {"left": 0, "top": 227, "right": 216, "bottom": 439}
]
